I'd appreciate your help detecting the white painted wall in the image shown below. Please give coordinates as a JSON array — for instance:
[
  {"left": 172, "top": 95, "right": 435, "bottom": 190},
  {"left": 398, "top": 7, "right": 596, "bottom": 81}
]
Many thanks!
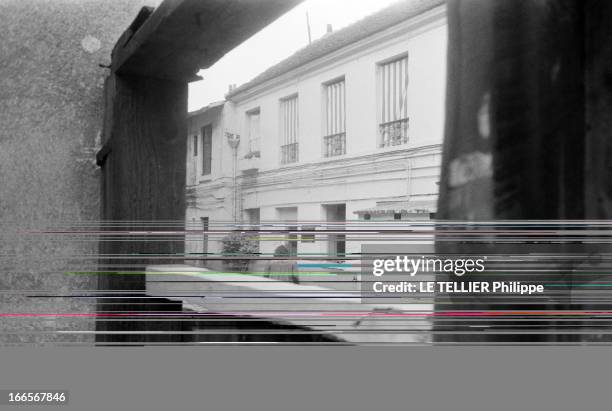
[
  {"left": 186, "top": 8, "right": 447, "bottom": 262},
  {"left": 232, "top": 18, "right": 447, "bottom": 169},
  {"left": 185, "top": 106, "right": 235, "bottom": 262}
]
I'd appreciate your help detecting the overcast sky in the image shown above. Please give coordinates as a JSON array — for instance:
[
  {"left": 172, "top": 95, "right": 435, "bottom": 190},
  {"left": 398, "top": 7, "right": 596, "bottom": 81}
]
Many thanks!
[{"left": 188, "top": 0, "right": 400, "bottom": 112}]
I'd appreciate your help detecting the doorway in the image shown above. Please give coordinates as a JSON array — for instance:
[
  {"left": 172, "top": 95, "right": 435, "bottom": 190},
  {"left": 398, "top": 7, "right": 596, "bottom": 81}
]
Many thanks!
[{"left": 323, "top": 204, "right": 346, "bottom": 260}]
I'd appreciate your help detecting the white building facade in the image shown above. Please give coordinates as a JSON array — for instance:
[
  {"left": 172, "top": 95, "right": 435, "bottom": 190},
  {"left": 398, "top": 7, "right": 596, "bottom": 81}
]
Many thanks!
[{"left": 186, "top": 1, "right": 447, "bottom": 263}]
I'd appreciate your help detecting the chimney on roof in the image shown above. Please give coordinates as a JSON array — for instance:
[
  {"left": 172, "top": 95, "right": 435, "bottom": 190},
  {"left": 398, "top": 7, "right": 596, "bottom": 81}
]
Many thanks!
[
  {"left": 326, "top": 24, "right": 333, "bottom": 34},
  {"left": 228, "top": 84, "right": 236, "bottom": 93}
]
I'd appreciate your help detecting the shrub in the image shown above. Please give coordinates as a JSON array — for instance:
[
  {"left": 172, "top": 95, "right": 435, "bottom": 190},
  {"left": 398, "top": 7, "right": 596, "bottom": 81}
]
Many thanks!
[{"left": 221, "top": 232, "right": 259, "bottom": 272}]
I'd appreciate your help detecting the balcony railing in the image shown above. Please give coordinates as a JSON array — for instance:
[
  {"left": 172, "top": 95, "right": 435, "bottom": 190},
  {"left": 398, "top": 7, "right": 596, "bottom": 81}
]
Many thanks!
[
  {"left": 323, "top": 132, "right": 346, "bottom": 157},
  {"left": 379, "top": 117, "right": 409, "bottom": 147},
  {"left": 280, "top": 142, "right": 299, "bottom": 164}
]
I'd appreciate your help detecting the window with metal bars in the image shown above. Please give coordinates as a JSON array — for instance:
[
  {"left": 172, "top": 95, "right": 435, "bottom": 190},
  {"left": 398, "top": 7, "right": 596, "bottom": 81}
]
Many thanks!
[
  {"left": 379, "top": 55, "right": 409, "bottom": 147},
  {"left": 323, "top": 78, "right": 346, "bottom": 157},
  {"left": 280, "top": 95, "right": 298, "bottom": 164}
]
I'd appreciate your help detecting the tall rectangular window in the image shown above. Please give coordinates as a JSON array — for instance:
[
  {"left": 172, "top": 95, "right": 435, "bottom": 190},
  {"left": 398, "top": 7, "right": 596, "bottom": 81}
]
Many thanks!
[
  {"left": 379, "top": 55, "right": 409, "bottom": 147},
  {"left": 201, "top": 217, "right": 209, "bottom": 261},
  {"left": 280, "top": 95, "right": 298, "bottom": 164},
  {"left": 246, "top": 108, "right": 261, "bottom": 154},
  {"left": 193, "top": 135, "right": 198, "bottom": 156},
  {"left": 201, "top": 124, "right": 212, "bottom": 175},
  {"left": 324, "top": 78, "right": 346, "bottom": 157}
]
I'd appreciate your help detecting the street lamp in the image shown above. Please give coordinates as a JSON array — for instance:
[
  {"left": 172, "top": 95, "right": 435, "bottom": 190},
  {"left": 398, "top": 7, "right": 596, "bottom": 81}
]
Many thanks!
[{"left": 225, "top": 132, "right": 240, "bottom": 150}]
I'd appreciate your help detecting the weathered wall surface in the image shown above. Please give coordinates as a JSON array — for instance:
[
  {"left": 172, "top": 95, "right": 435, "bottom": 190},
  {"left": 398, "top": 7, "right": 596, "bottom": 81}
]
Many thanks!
[
  {"left": 0, "top": 0, "right": 160, "bottom": 344},
  {"left": 434, "top": 0, "right": 587, "bottom": 343}
]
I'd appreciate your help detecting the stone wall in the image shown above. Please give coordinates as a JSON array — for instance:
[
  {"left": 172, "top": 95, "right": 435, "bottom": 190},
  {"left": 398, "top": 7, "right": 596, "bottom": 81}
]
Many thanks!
[{"left": 0, "top": 0, "right": 161, "bottom": 344}]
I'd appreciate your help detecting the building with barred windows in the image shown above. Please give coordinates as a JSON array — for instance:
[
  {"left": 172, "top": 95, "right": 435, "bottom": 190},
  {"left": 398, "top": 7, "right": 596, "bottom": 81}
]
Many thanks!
[{"left": 185, "top": 0, "right": 446, "bottom": 265}]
